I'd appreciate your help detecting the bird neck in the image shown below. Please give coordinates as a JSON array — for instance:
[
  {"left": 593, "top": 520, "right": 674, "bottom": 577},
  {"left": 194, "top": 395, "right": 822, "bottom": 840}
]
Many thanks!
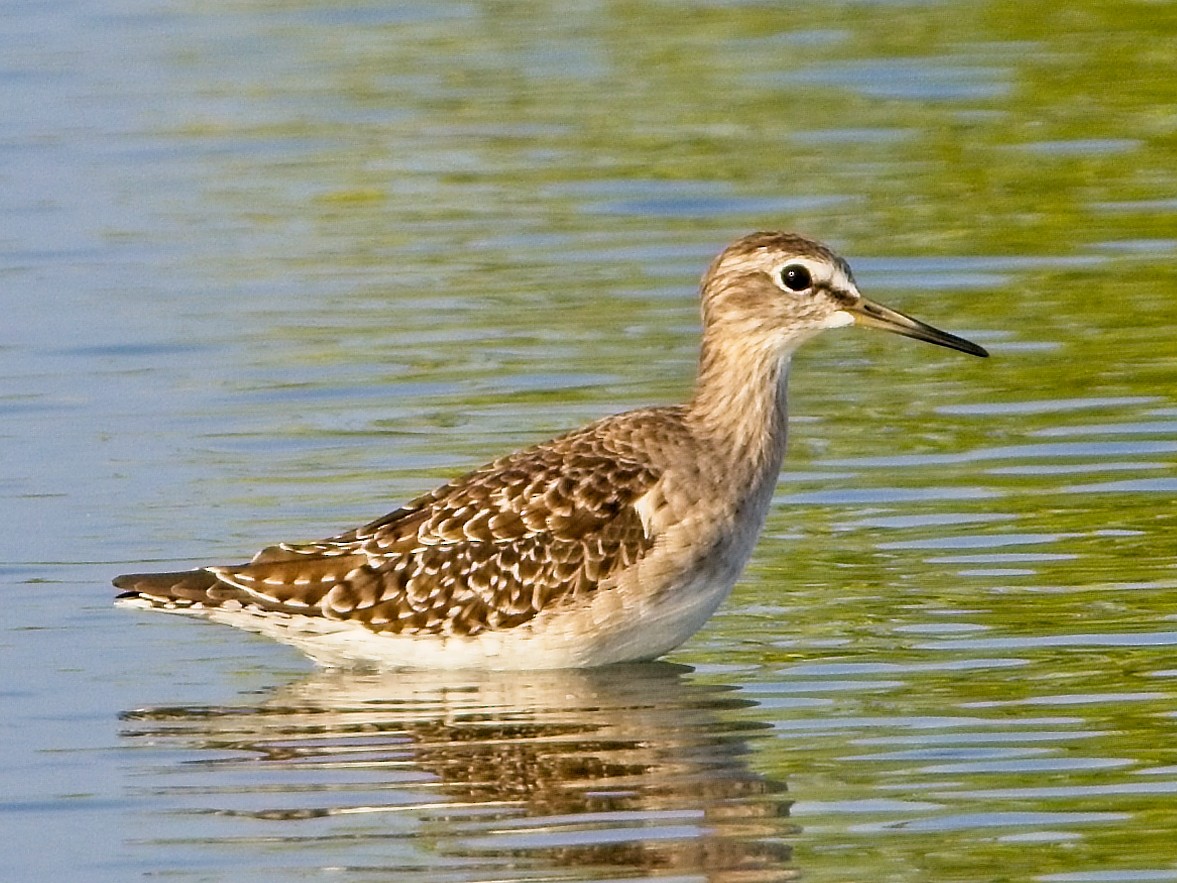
[{"left": 685, "top": 330, "right": 793, "bottom": 481}]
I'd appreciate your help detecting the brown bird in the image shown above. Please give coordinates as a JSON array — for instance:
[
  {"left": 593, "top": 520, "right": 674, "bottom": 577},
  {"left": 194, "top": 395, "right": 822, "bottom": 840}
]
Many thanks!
[{"left": 115, "top": 232, "right": 988, "bottom": 670}]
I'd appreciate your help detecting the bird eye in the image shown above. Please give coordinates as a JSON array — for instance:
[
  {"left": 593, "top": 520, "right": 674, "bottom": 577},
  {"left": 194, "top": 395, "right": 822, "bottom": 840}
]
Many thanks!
[{"left": 779, "top": 264, "right": 813, "bottom": 292}]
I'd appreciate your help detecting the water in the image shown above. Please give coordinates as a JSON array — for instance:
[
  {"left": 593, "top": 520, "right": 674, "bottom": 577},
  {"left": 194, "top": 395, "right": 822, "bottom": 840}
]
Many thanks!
[{"left": 3, "top": 1, "right": 1177, "bottom": 880}]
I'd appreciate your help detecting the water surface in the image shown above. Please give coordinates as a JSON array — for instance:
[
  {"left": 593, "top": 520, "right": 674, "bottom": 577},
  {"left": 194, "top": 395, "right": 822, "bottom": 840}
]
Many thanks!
[{"left": 3, "top": 1, "right": 1177, "bottom": 880}]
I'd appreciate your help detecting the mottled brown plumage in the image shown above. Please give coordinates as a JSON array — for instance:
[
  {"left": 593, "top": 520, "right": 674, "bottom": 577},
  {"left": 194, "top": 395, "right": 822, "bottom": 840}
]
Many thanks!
[
  {"left": 118, "top": 412, "right": 669, "bottom": 636},
  {"left": 116, "top": 232, "right": 987, "bottom": 670}
]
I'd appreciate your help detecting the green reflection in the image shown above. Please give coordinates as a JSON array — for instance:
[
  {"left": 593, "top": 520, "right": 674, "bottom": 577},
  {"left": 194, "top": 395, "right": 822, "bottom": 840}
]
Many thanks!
[{"left": 124, "top": 1, "right": 1177, "bottom": 880}]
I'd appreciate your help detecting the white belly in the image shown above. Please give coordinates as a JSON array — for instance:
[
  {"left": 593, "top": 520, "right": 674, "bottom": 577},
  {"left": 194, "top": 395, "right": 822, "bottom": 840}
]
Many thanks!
[{"left": 185, "top": 548, "right": 737, "bottom": 670}]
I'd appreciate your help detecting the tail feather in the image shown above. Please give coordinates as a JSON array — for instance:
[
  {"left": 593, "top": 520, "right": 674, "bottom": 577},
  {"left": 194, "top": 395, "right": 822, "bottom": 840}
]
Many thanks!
[{"left": 114, "top": 568, "right": 239, "bottom": 608}]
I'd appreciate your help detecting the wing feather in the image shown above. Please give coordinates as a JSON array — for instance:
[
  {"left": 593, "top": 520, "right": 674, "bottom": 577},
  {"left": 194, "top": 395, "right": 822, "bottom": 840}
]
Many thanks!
[{"left": 124, "top": 414, "right": 672, "bottom": 637}]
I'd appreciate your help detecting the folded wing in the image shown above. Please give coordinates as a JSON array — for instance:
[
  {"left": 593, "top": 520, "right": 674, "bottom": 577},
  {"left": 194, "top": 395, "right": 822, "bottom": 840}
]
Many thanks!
[{"left": 115, "top": 432, "right": 661, "bottom": 637}]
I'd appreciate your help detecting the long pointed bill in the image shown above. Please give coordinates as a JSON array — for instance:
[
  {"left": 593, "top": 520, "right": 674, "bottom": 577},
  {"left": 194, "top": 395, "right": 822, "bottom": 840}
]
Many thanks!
[{"left": 848, "top": 297, "right": 989, "bottom": 358}]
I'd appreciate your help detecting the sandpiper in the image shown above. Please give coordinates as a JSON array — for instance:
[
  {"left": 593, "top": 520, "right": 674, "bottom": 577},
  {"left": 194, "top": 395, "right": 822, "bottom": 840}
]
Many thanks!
[{"left": 115, "top": 232, "right": 988, "bottom": 670}]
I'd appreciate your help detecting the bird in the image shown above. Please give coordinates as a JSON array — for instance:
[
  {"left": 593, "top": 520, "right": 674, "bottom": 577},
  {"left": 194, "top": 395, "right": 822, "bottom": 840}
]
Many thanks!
[{"left": 115, "top": 231, "right": 988, "bottom": 671}]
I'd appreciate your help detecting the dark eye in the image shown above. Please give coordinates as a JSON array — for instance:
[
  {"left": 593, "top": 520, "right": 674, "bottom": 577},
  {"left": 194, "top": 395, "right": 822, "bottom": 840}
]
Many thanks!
[{"left": 779, "top": 264, "right": 813, "bottom": 292}]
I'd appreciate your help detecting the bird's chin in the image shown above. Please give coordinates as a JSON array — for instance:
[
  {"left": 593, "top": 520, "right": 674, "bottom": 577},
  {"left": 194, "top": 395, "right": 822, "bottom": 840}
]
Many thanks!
[{"left": 822, "top": 310, "right": 856, "bottom": 330}]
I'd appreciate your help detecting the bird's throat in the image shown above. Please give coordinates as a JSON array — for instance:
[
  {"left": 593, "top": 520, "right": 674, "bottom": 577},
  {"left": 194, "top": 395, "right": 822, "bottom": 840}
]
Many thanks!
[{"left": 686, "top": 337, "right": 793, "bottom": 487}]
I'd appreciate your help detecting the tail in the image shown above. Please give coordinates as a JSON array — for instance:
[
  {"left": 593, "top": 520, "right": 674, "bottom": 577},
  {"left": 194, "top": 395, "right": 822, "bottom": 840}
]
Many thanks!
[{"left": 114, "top": 569, "right": 230, "bottom": 609}]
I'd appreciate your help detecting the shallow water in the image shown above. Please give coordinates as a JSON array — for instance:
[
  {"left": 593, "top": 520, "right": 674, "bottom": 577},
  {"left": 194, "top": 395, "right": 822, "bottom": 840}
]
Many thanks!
[{"left": 4, "top": 1, "right": 1177, "bottom": 880}]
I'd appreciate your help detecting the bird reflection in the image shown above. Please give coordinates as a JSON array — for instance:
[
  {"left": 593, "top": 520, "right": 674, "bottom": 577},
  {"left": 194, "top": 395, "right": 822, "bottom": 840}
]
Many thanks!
[{"left": 121, "top": 662, "right": 797, "bottom": 880}]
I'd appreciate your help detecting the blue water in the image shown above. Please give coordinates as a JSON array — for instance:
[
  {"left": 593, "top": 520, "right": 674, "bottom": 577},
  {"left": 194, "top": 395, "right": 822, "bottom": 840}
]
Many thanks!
[{"left": 5, "top": 1, "right": 1177, "bottom": 880}]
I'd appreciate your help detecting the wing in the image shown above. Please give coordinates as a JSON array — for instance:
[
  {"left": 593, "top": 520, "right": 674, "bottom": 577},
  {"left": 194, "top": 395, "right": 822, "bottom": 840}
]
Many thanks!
[{"left": 117, "top": 421, "right": 665, "bottom": 637}]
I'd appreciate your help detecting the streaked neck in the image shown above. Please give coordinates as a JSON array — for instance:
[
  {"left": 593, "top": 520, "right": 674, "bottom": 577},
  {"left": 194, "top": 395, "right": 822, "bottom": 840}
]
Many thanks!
[{"left": 685, "top": 332, "right": 793, "bottom": 482}]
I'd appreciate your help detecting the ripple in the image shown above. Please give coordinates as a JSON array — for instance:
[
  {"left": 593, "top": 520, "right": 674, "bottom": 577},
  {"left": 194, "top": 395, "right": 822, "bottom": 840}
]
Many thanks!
[
  {"left": 1058, "top": 478, "right": 1177, "bottom": 494},
  {"left": 938, "top": 396, "right": 1162, "bottom": 416},
  {"left": 850, "top": 810, "right": 1129, "bottom": 834},
  {"left": 961, "top": 691, "right": 1169, "bottom": 708},
  {"left": 776, "top": 486, "right": 1000, "bottom": 505},
  {"left": 916, "top": 632, "right": 1177, "bottom": 651},
  {"left": 765, "top": 58, "right": 1013, "bottom": 101},
  {"left": 1039, "top": 871, "right": 1177, "bottom": 882},
  {"left": 825, "top": 440, "right": 1177, "bottom": 468},
  {"left": 1017, "top": 138, "right": 1141, "bottom": 155},
  {"left": 933, "top": 781, "right": 1177, "bottom": 801},
  {"left": 1032, "top": 421, "right": 1177, "bottom": 437},
  {"left": 926, "top": 552, "right": 1078, "bottom": 564},
  {"left": 987, "top": 462, "right": 1169, "bottom": 475},
  {"left": 878, "top": 532, "right": 1076, "bottom": 550}
]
